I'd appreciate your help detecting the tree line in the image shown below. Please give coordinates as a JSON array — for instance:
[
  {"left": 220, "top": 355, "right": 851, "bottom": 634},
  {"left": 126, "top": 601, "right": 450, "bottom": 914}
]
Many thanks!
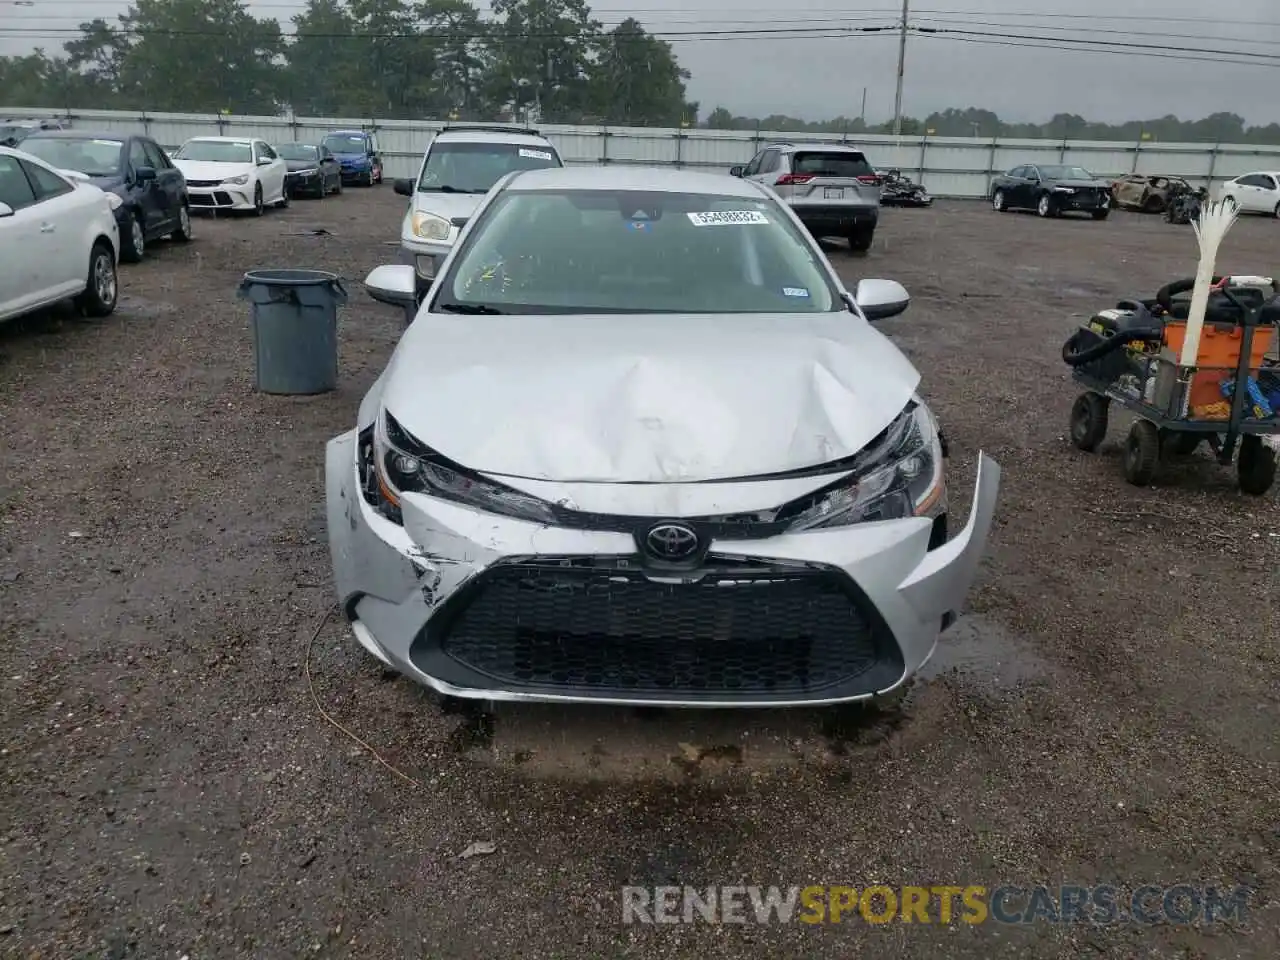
[
  {"left": 5, "top": 7, "right": 1280, "bottom": 145},
  {"left": 0, "top": 0, "right": 696, "bottom": 126},
  {"left": 706, "top": 106, "right": 1280, "bottom": 146}
]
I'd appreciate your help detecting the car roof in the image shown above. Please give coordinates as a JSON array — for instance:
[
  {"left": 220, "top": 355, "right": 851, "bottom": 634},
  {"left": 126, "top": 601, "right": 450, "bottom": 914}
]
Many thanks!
[
  {"left": 432, "top": 127, "right": 554, "bottom": 147},
  {"left": 506, "top": 165, "right": 766, "bottom": 198},
  {"left": 184, "top": 136, "right": 254, "bottom": 144},
  {"left": 769, "top": 142, "right": 866, "bottom": 154},
  {"left": 22, "top": 129, "right": 129, "bottom": 141}
]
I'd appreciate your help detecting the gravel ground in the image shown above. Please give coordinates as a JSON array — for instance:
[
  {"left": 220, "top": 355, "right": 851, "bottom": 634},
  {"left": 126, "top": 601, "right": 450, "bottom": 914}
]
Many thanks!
[{"left": 1, "top": 189, "right": 1278, "bottom": 959}]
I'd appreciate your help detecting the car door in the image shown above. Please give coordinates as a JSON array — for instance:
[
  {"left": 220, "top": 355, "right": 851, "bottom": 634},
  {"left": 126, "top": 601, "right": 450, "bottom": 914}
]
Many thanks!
[
  {"left": 0, "top": 153, "right": 44, "bottom": 316},
  {"left": 1015, "top": 166, "right": 1041, "bottom": 207},
  {"left": 999, "top": 166, "right": 1024, "bottom": 206},
  {"left": 257, "top": 141, "right": 286, "bottom": 202},
  {"left": 1114, "top": 176, "right": 1141, "bottom": 207},
  {"left": 21, "top": 159, "right": 86, "bottom": 295},
  {"left": 1254, "top": 174, "right": 1280, "bottom": 214},
  {"left": 141, "top": 137, "right": 182, "bottom": 231},
  {"left": 748, "top": 149, "right": 781, "bottom": 191},
  {"left": 1227, "top": 174, "right": 1266, "bottom": 212},
  {"left": 125, "top": 137, "right": 164, "bottom": 235}
]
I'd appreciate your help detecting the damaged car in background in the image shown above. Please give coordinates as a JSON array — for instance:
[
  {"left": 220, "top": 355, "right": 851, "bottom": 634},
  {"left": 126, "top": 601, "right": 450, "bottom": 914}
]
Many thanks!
[
  {"left": 327, "top": 166, "right": 1000, "bottom": 708},
  {"left": 1110, "top": 173, "right": 1193, "bottom": 213}
]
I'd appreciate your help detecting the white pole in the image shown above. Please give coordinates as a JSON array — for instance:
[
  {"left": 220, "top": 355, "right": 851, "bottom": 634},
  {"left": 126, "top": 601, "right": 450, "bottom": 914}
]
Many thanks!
[
  {"left": 892, "top": 0, "right": 909, "bottom": 139},
  {"left": 1179, "top": 199, "right": 1239, "bottom": 369}
]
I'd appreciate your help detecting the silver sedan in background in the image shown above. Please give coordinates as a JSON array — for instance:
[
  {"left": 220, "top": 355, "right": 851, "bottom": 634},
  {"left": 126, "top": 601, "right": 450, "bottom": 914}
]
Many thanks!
[{"left": 327, "top": 165, "right": 1000, "bottom": 707}]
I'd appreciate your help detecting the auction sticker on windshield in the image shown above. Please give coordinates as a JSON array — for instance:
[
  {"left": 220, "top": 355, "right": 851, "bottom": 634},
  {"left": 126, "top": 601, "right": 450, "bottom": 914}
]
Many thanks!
[
  {"left": 687, "top": 210, "right": 770, "bottom": 226},
  {"left": 519, "top": 148, "right": 553, "bottom": 160}
]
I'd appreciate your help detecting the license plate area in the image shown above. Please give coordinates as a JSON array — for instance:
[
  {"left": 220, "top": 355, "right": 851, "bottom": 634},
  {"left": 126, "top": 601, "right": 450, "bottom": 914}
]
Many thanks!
[{"left": 824, "top": 187, "right": 845, "bottom": 199}]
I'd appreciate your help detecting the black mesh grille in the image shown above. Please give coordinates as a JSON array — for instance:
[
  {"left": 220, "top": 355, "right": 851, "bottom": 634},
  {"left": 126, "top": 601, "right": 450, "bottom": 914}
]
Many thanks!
[{"left": 431, "top": 561, "right": 890, "bottom": 699}]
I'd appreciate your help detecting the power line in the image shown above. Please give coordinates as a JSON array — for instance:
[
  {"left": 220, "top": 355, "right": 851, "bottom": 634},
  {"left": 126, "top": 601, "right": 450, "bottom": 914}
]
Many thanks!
[
  {"left": 913, "top": 15, "right": 1280, "bottom": 48},
  {"left": 914, "top": 30, "right": 1280, "bottom": 70},
  {"left": 914, "top": 25, "right": 1280, "bottom": 63}
]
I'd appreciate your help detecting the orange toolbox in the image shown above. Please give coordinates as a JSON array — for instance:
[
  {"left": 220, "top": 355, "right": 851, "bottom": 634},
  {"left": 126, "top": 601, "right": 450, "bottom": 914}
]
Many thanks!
[{"left": 1161, "top": 319, "right": 1274, "bottom": 409}]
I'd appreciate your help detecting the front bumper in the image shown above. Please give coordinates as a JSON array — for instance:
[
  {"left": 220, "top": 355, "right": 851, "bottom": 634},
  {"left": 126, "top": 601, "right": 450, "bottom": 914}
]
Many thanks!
[
  {"left": 1053, "top": 191, "right": 1109, "bottom": 212},
  {"left": 186, "top": 183, "right": 256, "bottom": 210},
  {"left": 326, "top": 431, "right": 1001, "bottom": 707},
  {"left": 399, "top": 235, "right": 453, "bottom": 287},
  {"left": 340, "top": 163, "right": 372, "bottom": 183},
  {"left": 287, "top": 171, "right": 323, "bottom": 193}
]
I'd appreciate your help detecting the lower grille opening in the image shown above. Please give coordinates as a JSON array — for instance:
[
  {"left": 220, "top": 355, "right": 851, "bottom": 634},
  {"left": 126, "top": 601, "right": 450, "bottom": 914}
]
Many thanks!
[{"left": 416, "top": 559, "right": 903, "bottom": 701}]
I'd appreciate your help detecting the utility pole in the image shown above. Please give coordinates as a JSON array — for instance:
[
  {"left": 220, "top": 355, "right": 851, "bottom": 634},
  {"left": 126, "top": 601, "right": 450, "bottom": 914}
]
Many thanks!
[
  {"left": 892, "top": 0, "right": 909, "bottom": 138},
  {"left": 860, "top": 87, "right": 868, "bottom": 123}
]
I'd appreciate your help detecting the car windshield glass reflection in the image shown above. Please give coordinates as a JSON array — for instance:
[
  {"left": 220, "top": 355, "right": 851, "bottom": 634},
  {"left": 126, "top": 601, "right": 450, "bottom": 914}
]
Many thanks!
[
  {"left": 437, "top": 189, "right": 839, "bottom": 315},
  {"left": 278, "top": 144, "right": 319, "bottom": 161},
  {"left": 20, "top": 137, "right": 122, "bottom": 177},
  {"left": 418, "top": 142, "right": 560, "bottom": 194},
  {"left": 176, "top": 141, "right": 252, "bottom": 163},
  {"left": 1039, "top": 165, "right": 1094, "bottom": 180}
]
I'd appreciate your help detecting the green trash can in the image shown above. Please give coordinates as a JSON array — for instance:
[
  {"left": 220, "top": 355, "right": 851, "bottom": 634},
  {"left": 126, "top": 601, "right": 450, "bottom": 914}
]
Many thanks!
[{"left": 237, "top": 269, "right": 348, "bottom": 395}]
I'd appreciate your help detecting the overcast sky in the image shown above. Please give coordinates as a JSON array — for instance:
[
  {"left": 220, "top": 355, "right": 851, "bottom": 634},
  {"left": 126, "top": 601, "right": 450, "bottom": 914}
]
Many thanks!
[{"left": 2, "top": 0, "right": 1278, "bottom": 124}]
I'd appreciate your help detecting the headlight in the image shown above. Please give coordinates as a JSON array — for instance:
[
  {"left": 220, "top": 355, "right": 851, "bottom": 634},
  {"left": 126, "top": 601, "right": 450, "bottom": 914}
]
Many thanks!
[
  {"left": 1052, "top": 186, "right": 1076, "bottom": 194},
  {"left": 222, "top": 174, "right": 249, "bottom": 185},
  {"left": 372, "top": 410, "right": 557, "bottom": 525},
  {"left": 411, "top": 212, "right": 450, "bottom": 241},
  {"left": 782, "top": 402, "right": 946, "bottom": 530},
  {"left": 295, "top": 167, "right": 319, "bottom": 176},
  {"left": 105, "top": 193, "right": 124, "bottom": 211}
]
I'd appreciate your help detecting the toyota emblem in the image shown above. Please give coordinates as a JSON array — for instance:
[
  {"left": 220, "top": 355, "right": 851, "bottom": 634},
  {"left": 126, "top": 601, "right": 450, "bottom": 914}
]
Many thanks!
[{"left": 644, "top": 522, "right": 700, "bottom": 561}]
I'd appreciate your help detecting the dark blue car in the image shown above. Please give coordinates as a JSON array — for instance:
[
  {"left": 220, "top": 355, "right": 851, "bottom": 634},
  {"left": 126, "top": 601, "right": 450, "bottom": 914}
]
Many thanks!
[
  {"left": 19, "top": 129, "right": 191, "bottom": 262},
  {"left": 321, "top": 130, "right": 383, "bottom": 186}
]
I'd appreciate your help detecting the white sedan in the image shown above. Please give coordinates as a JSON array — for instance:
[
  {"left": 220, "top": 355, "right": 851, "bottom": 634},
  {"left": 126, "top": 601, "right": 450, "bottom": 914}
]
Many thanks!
[
  {"left": 1218, "top": 171, "right": 1280, "bottom": 217},
  {"left": 171, "top": 136, "right": 288, "bottom": 216},
  {"left": 0, "top": 145, "right": 121, "bottom": 324}
]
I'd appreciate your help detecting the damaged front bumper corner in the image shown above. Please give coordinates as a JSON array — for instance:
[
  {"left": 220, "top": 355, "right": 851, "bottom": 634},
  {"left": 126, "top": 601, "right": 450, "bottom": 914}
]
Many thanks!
[{"left": 325, "top": 427, "right": 1000, "bottom": 707}]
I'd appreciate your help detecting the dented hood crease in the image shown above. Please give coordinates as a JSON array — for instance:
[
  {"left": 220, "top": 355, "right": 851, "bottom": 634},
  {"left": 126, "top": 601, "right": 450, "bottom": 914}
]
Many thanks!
[{"left": 382, "top": 312, "right": 920, "bottom": 483}]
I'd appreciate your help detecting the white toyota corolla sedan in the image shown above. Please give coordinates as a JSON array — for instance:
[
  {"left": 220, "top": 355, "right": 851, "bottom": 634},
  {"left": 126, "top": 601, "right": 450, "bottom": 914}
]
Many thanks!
[{"left": 327, "top": 166, "right": 1000, "bottom": 707}]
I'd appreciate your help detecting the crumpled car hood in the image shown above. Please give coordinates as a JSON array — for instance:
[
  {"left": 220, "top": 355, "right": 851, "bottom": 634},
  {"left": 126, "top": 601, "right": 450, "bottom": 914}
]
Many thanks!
[{"left": 381, "top": 311, "right": 921, "bottom": 483}]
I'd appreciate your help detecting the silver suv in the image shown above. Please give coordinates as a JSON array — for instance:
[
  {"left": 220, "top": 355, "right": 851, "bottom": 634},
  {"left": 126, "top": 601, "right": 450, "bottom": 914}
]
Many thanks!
[{"left": 731, "top": 142, "right": 881, "bottom": 252}]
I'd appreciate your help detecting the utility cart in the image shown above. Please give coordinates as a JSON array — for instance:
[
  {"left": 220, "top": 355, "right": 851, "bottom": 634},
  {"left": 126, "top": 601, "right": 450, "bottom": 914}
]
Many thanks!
[{"left": 1062, "top": 275, "right": 1280, "bottom": 494}]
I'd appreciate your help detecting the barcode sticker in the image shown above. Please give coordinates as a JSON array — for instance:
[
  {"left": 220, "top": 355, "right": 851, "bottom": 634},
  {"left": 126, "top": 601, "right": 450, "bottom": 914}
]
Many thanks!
[
  {"left": 519, "top": 148, "right": 553, "bottom": 160},
  {"left": 687, "top": 210, "right": 770, "bottom": 226}
]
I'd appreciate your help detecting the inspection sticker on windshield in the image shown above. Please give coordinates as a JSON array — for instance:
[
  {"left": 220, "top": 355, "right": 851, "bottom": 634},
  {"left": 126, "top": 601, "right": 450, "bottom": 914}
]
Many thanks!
[
  {"left": 687, "top": 210, "right": 770, "bottom": 226},
  {"left": 783, "top": 287, "right": 810, "bottom": 297},
  {"left": 519, "top": 148, "right": 553, "bottom": 160}
]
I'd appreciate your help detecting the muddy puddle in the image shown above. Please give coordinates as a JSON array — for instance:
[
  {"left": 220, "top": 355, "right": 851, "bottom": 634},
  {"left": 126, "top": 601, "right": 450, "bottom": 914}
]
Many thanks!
[{"left": 447, "top": 614, "right": 1051, "bottom": 781}]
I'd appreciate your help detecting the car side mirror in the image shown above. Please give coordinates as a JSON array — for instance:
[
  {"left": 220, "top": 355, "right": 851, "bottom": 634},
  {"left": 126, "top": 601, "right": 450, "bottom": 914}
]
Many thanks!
[
  {"left": 256, "top": 157, "right": 272, "bottom": 166},
  {"left": 0, "top": 201, "right": 13, "bottom": 218},
  {"left": 393, "top": 178, "right": 414, "bottom": 197},
  {"left": 728, "top": 165, "right": 744, "bottom": 177},
  {"left": 134, "top": 165, "right": 157, "bottom": 183},
  {"left": 854, "top": 279, "right": 910, "bottom": 320},
  {"left": 365, "top": 264, "right": 418, "bottom": 309},
  {"left": 450, "top": 216, "right": 468, "bottom": 229}
]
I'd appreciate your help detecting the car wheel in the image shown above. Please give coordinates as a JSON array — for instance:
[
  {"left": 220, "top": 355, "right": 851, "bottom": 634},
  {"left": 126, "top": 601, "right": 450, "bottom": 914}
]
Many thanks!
[
  {"left": 171, "top": 203, "right": 193, "bottom": 242},
  {"left": 992, "top": 189, "right": 1006, "bottom": 212},
  {"left": 277, "top": 185, "right": 290, "bottom": 209},
  {"left": 1274, "top": 201, "right": 1280, "bottom": 219},
  {"left": 1037, "top": 193, "right": 1055, "bottom": 218},
  {"left": 1091, "top": 209, "right": 1110, "bottom": 221},
  {"left": 1123, "top": 419, "right": 1160, "bottom": 486},
  {"left": 74, "top": 241, "right": 118, "bottom": 318},
  {"left": 252, "top": 183, "right": 265, "bottom": 217},
  {"left": 121, "top": 210, "right": 145, "bottom": 263}
]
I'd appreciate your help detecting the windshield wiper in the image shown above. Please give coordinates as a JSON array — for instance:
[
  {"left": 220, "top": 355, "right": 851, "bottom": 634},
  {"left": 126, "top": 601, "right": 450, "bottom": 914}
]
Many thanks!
[
  {"left": 420, "top": 184, "right": 461, "bottom": 193},
  {"left": 436, "top": 302, "right": 506, "bottom": 315}
]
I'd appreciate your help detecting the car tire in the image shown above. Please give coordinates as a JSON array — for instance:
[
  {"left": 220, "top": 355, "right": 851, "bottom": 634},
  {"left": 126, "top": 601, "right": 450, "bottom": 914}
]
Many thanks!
[
  {"left": 1037, "top": 193, "right": 1055, "bottom": 218},
  {"left": 252, "top": 183, "right": 265, "bottom": 217},
  {"left": 171, "top": 203, "right": 193, "bottom": 242},
  {"left": 121, "top": 210, "right": 145, "bottom": 263},
  {"left": 277, "top": 186, "right": 290, "bottom": 209},
  {"left": 74, "top": 241, "right": 118, "bottom": 318},
  {"left": 992, "top": 189, "right": 1007, "bottom": 212},
  {"left": 848, "top": 226, "right": 874, "bottom": 254},
  {"left": 1069, "top": 392, "right": 1109, "bottom": 452},
  {"left": 1092, "top": 209, "right": 1110, "bottom": 221},
  {"left": 1274, "top": 201, "right": 1280, "bottom": 220},
  {"left": 1123, "top": 419, "right": 1160, "bottom": 486}
]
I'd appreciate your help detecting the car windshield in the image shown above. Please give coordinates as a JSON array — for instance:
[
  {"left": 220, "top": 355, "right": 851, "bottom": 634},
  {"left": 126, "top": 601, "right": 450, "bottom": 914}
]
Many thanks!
[
  {"left": 176, "top": 140, "right": 252, "bottom": 163},
  {"left": 1040, "top": 165, "right": 1094, "bottom": 180},
  {"left": 323, "top": 134, "right": 366, "bottom": 154},
  {"left": 278, "top": 144, "right": 319, "bottom": 161},
  {"left": 418, "top": 141, "right": 561, "bottom": 194},
  {"left": 436, "top": 188, "right": 839, "bottom": 315},
  {"left": 19, "top": 137, "right": 122, "bottom": 177}
]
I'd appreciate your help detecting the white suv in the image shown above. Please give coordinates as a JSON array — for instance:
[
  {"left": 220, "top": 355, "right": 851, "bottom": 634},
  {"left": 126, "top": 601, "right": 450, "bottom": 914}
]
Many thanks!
[{"left": 395, "top": 125, "right": 562, "bottom": 294}]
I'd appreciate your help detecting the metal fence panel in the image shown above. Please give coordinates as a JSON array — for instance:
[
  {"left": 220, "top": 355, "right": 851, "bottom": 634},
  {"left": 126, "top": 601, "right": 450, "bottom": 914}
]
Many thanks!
[{"left": 9, "top": 106, "right": 1280, "bottom": 196}]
